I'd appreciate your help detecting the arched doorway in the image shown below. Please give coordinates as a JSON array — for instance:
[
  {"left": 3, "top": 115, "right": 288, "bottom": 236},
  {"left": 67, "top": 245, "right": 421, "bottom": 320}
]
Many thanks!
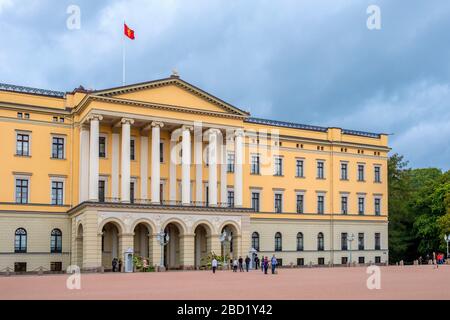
[
  {"left": 101, "top": 222, "right": 120, "bottom": 271},
  {"left": 75, "top": 224, "right": 83, "bottom": 268},
  {"left": 133, "top": 223, "right": 152, "bottom": 261},
  {"left": 164, "top": 222, "right": 182, "bottom": 269},
  {"left": 221, "top": 224, "right": 239, "bottom": 261},
  {"left": 194, "top": 224, "right": 212, "bottom": 269}
]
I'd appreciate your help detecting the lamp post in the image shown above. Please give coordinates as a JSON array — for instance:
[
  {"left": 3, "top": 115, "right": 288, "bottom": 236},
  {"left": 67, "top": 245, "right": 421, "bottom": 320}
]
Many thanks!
[
  {"left": 156, "top": 230, "right": 170, "bottom": 270},
  {"left": 219, "top": 231, "right": 232, "bottom": 269},
  {"left": 445, "top": 234, "right": 449, "bottom": 260},
  {"left": 348, "top": 233, "right": 355, "bottom": 266}
]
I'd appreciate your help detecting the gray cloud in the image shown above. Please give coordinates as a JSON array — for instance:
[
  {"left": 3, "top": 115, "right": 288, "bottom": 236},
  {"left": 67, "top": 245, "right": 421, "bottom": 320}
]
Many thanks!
[{"left": 0, "top": 0, "right": 448, "bottom": 169}]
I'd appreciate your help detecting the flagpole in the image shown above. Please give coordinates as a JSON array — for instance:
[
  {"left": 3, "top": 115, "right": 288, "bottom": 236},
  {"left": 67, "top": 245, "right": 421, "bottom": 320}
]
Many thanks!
[{"left": 122, "top": 19, "right": 126, "bottom": 86}]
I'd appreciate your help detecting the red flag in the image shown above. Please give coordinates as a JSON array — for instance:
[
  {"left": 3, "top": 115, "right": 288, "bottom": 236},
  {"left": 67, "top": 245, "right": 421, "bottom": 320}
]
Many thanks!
[{"left": 124, "top": 23, "right": 135, "bottom": 40}]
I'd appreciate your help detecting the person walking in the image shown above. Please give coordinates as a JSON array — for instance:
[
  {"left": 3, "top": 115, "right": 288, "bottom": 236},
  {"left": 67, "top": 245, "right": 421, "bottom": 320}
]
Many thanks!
[
  {"left": 245, "top": 256, "right": 251, "bottom": 272},
  {"left": 254, "top": 255, "right": 260, "bottom": 270},
  {"left": 271, "top": 255, "right": 278, "bottom": 274},
  {"left": 212, "top": 257, "right": 218, "bottom": 274},
  {"left": 238, "top": 256, "right": 244, "bottom": 272},
  {"left": 261, "top": 256, "right": 265, "bottom": 272},
  {"left": 263, "top": 257, "right": 269, "bottom": 274},
  {"left": 233, "top": 259, "right": 238, "bottom": 272},
  {"left": 112, "top": 258, "right": 118, "bottom": 272}
]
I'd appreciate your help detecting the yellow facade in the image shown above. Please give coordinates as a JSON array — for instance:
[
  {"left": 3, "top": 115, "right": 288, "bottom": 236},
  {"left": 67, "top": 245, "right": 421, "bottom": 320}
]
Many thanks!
[{"left": 0, "top": 75, "right": 389, "bottom": 273}]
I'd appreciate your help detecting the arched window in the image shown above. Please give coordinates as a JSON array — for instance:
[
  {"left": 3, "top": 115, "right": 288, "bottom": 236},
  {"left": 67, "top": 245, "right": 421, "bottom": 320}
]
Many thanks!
[
  {"left": 297, "top": 232, "right": 304, "bottom": 251},
  {"left": 317, "top": 232, "right": 324, "bottom": 251},
  {"left": 50, "top": 229, "right": 62, "bottom": 253},
  {"left": 15, "top": 228, "right": 27, "bottom": 253},
  {"left": 275, "top": 232, "right": 282, "bottom": 252},
  {"left": 252, "top": 232, "right": 260, "bottom": 251}
]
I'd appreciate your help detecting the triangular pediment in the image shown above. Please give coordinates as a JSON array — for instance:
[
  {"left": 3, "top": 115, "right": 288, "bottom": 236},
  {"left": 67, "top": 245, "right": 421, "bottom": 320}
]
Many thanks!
[{"left": 92, "top": 77, "right": 249, "bottom": 117}]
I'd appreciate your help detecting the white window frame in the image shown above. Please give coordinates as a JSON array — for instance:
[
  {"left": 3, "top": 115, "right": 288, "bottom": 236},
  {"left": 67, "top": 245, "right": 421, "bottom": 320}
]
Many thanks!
[
  {"left": 357, "top": 163, "right": 366, "bottom": 182},
  {"left": 374, "top": 164, "right": 382, "bottom": 183},
  {"left": 317, "top": 160, "right": 326, "bottom": 179},
  {"left": 295, "top": 158, "right": 305, "bottom": 178},
  {"left": 250, "top": 188, "right": 262, "bottom": 212},
  {"left": 50, "top": 134, "right": 67, "bottom": 160},
  {"left": 316, "top": 191, "right": 326, "bottom": 214},
  {"left": 295, "top": 190, "right": 306, "bottom": 213},
  {"left": 15, "top": 130, "right": 32, "bottom": 157},
  {"left": 357, "top": 193, "right": 366, "bottom": 215},
  {"left": 99, "top": 133, "right": 108, "bottom": 159},
  {"left": 273, "top": 190, "right": 284, "bottom": 213},
  {"left": 99, "top": 176, "right": 109, "bottom": 200},
  {"left": 14, "top": 174, "right": 31, "bottom": 204},
  {"left": 374, "top": 195, "right": 382, "bottom": 215},
  {"left": 274, "top": 156, "right": 284, "bottom": 176},
  {"left": 50, "top": 177, "right": 66, "bottom": 206},
  {"left": 130, "top": 136, "right": 137, "bottom": 161}
]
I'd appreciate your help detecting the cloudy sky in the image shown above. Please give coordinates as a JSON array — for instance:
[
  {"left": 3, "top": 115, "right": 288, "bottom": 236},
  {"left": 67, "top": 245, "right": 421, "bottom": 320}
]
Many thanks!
[{"left": 0, "top": 0, "right": 449, "bottom": 170}]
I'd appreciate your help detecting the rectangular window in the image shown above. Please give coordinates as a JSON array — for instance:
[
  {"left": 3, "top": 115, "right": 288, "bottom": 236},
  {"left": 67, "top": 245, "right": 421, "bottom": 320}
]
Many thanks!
[
  {"left": 160, "top": 183, "right": 164, "bottom": 203},
  {"left": 130, "top": 182, "right": 135, "bottom": 203},
  {"left": 160, "top": 142, "right": 164, "bottom": 163},
  {"left": 130, "top": 139, "right": 135, "bottom": 161},
  {"left": 341, "top": 233, "right": 348, "bottom": 251},
  {"left": 358, "top": 197, "right": 365, "bottom": 215},
  {"left": 99, "top": 137, "right": 106, "bottom": 158},
  {"left": 341, "top": 163, "right": 348, "bottom": 180},
  {"left": 251, "top": 155, "right": 260, "bottom": 175},
  {"left": 341, "top": 257, "right": 348, "bottom": 265},
  {"left": 274, "top": 157, "right": 283, "bottom": 176},
  {"left": 375, "top": 233, "right": 381, "bottom": 250},
  {"left": 374, "top": 166, "right": 381, "bottom": 183},
  {"left": 98, "top": 180, "right": 105, "bottom": 203},
  {"left": 15, "top": 179, "right": 29, "bottom": 204},
  {"left": 251, "top": 192, "right": 260, "bottom": 212},
  {"left": 296, "top": 159, "right": 304, "bottom": 178},
  {"left": 297, "top": 258, "right": 304, "bottom": 266},
  {"left": 375, "top": 256, "right": 381, "bottom": 264},
  {"left": 227, "top": 190, "right": 235, "bottom": 208},
  {"left": 358, "top": 257, "right": 365, "bottom": 264},
  {"left": 341, "top": 196, "right": 348, "bottom": 214},
  {"left": 296, "top": 194, "right": 304, "bottom": 214},
  {"left": 317, "top": 195, "right": 324, "bottom": 214},
  {"left": 51, "top": 181, "right": 64, "bottom": 205},
  {"left": 16, "top": 134, "right": 30, "bottom": 156},
  {"left": 317, "top": 161, "right": 324, "bottom": 179},
  {"left": 318, "top": 258, "right": 325, "bottom": 265},
  {"left": 227, "top": 153, "right": 235, "bottom": 173},
  {"left": 50, "top": 262, "right": 62, "bottom": 272},
  {"left": 358, "top": 164, "right": 365, "bottom": 181},
  {"left": 14, "top": 262, "right": 27, "bottom": 273},
  {"left": 358, "top": 233, "right": 365, "bottom": 250},
  {"left": 274, "top": 193, "right": 283, "bottom": 213},
  {"left": 52, "top": 137, "right": 65, "bottom": 159},
  {"left": 205, "top": 186, "right": 209, "bottom": 206},
  {"left": 375, "top": 198, "right": 381, "bottom": 216}
]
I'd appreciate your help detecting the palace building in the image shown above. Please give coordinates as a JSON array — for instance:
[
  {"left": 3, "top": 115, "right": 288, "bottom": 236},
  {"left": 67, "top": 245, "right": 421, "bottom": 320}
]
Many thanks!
[{"left": 0, "top": 74, "right": 389, "bottom": 273}]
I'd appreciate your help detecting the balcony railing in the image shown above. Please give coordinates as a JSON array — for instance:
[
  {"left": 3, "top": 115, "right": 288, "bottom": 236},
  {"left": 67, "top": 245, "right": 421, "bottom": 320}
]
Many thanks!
[{"left": 101, "top": 198, "right": 234, "bottom": 208}]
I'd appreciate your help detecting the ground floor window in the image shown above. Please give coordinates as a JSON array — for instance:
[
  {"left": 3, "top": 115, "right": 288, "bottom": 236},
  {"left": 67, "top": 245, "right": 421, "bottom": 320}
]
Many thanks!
[
  {"left": 14, "top": 262, "right": 26, "bottom": 272},
  {"left": 297, "top": 258, "right": 304, "bottom": 266},
  {"left": 375, "top": 256, "right": 381, "bottom": 264},
  {"left": 318, "top": 258, "right": 325, "bottom": 265},
  {"left": 276, "top": 259, "right": 283, "bottom": 266},
  {"left": 341, "top": 257, "right": 348, "bottom": 265},
  {"left": 51, "top": 262, "right": 62, "bottom": 272},
  {"left": 358, "top": 257, "right": 365, "bottom": 264}
]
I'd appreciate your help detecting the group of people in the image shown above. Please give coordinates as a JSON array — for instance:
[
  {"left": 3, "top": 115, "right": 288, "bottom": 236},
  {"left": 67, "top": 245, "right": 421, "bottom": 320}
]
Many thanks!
[
  {"left": 211, "top": 254, "right": 279, "bottom": 275},
  {"left": 111, "top": 258, "right": 122, "bottom": 272}
]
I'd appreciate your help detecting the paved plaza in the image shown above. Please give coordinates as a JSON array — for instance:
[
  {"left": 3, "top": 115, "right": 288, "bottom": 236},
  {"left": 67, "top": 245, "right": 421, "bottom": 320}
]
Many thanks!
[{"left": 0, "top": 265, "right": 449, "bottom": 300}]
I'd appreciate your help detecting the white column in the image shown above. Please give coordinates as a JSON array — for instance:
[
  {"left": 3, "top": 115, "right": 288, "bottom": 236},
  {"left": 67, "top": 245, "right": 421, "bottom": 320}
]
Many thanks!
[
  {"left": 235, "top": 129, "right": 244, "bottom": 207},
  {"left": 140, "top": 135, "right": 149, "bottom": 200},
  {"left": 182, "top": 125, "right": 193, "bottom": 205},
  {"left": 169, "top": 140, "right": 177, "bottom": 203},
  {"left": 151, "top": 122, "right": 164, "bottom": 204},
  {"left": 121, "top": 118, "right": 134, "bottom": 203},
  {"left": 79, "top": 125, "right": 90, "bottom": 203},
  {"left": 111, "top": 133, "right": 120, "bottom": 199},
  {"left": 194, "top": 125, "right": 203, "bottom": 204},
  {"left": 207, "top": 129, "right": 220, "bottom": 207},
  {"left": 88, "top": 115, "right": 102, "bottom": 201},
  {"left": 220, "top": 134, "right": 227, "bottom": 205}
]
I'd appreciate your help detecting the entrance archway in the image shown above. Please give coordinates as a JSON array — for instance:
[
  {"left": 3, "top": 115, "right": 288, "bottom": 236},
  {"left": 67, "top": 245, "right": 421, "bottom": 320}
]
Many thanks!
[
  {"left": 101, "top": 222, "right": 120, "bottom": 271},
  {"left": 75, "top": 224, "right": 83, "bottom": 268},
  {"left": 221, "top": 224, "right": 239, "bottom": 260},
  {"left": 194, "top": 224, "right": 212, "bottom": 269},
  {"left": 164, "top": 222, "right": 182, "bottom": 269},
  {"left": 133, "top": 223, "right": 152, "bottom": 261}
]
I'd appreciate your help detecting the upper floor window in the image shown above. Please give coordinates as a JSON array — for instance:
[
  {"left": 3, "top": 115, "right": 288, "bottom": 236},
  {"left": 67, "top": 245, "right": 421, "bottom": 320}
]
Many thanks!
[
  {"left": 296, "top": 194, "right": 304, "bottom": 214},
  {"left": 251, "top": 155, "right": 260, "bottom": 175},
  {"left": 317, "top": 161, "right": 325, "bottom": 179},
  {"left": 227, "top": 153, "right": 235, "bottom": 173},
  {"left": 296, "top": 159, "right": 304, "bottom": 178},
  {"left": 358, "top": 197, "right": 365, "bottom": 215},
  {"left": 375, "top": 233, "right": 381, "bottom": 250},
  {"left": 16, "top": 133, "right": 30, "bottom": 156},
  {"left": 375, "top": 198, "right": 381, "bottom": 216},
  {"left": 358, "top": 233, "right": 365, "bottom": 250},
  {"left": 15, "top": 228, "right": 27, "bottom": 253},
  {"left": 341, "top": 163, "right": 348, "bottom": 180},
  {"left": 160, "top": 142, "right": 164, "bottom": 163},
  {"left": 317, "top": 195, "right": 325, "bottom": 214},
  {"left": 98, "top": 180, "right": 106, "bottom": 203},
  {"left": 252, "top": 232, "right": 260, "bottom": 251},
  {"left": 130, "top": 139, "right": 136, "bottom": 161},
  {"left": 51, "top": 181, "right": 64, "bottom": 206},
  {"left": 341, "top": 233, "right": 348, "bottom": 251},
  {"left": 15, "top": 178, "right": 29, "bottom": 204},
  {"left": 358, "top": 164, "right": 365, "bottom": 181},
  {"left": 130, "top": 181, "right": 135, "bottom": 204},
  {"left": 341, "top": 196, "right": 348, "bottom": 215},
  {"left": 99, "top": 136, "right": 106, "bottom": 158},
  {"left": 52, "top": 137, "right": 65, "bottom": 159},
  {"left": 274, "top": 193, "right": 283, "bottom": 213},
  {"left": 317, "top": 232, "right": 324, "bottom": 251},
  {"left": 50, "top": 229, "right": 62, "bottom": 253},
  {"left": 274, "top": 157, "right": 283, "bottom": 176},
  {"left": 275, "top": 232, "right": 282, "bottom": 252},
  {"left": 374, "top": 166, "right": 381, "bottom": 183},
  {"left": 297, "top": 232, "right": 304, "bottom": 251},
  {"left": 227, "top": 190, "right": 235, "bottom": 208},
  {"left": 251, "top": 192, "right": 260, "bottom": 212}
]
